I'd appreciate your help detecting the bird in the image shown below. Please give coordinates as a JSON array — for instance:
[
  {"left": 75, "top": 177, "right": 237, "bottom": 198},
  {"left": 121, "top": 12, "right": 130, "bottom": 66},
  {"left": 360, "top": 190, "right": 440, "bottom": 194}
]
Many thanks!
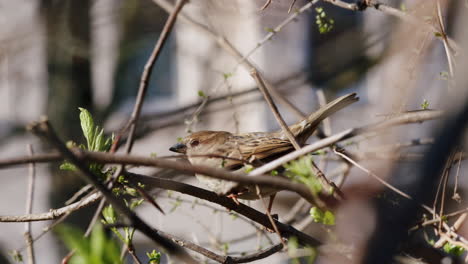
[{"left": 170, "top": 93, "right": 358, "bottom": 200}]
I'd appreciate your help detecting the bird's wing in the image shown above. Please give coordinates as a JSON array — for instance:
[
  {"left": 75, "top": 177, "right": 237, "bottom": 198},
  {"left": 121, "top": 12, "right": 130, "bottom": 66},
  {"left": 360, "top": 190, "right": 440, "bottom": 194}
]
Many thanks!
[
  {"left": 288, "top": 93, "right": 358, "bottom": 144},
  {"left": 233, "top": 133, "right": 294, "bottom": 163}
]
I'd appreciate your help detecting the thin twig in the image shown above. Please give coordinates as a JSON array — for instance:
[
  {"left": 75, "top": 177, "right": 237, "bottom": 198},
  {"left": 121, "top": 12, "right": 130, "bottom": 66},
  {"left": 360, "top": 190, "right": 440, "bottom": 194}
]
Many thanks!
[
  {"left": 18, "top": 211, "right": 73, "bottom": 252},
  {"left": 251, "top": 70, "right": 345, "bottom": 201},
  {"left": 256, "top": 187, "right": 287, "bottom": 249},
  {"left": 152, "top": 0, "right": 311, "bottom": 128},
  {"left": 139, "top": 71, "right": 307, "bottom": 122},
  {"left": 228, "top": 243, "right": 283, "bottom": 263},
  {"left": 411, "top": 208, "right": 468, "bottom": 231},
  {"left": 333, "top": 147, "right": 468, "bottom": 247},
  {"left": 24, "top": 144, "right": 36, "bottom": 264},
  {"left": 108, "top": 225, "right": 284, "bottom": 263},
  {"left": 65, "top": 184, "right": 94, "bottom": 205},
  {"left": 0, "top": 152, "right": 61, "bottom": 168},
  {"left": 260, "top": 0, "right": 272, "bottom": 10},
  {"left": 334, "top": 148, "right": 411, "bottom": 199},
  {"left": 250, "top": 69, "right": 301, "bottom": 150},
  {"left": 123, "top": 0, "right": 188, "bottom": 153},
  {"left": 435, "top": 1, "right": 455, "bottom": 79},
  {"left": 249, "top": 129, "right": 354, "bottom": 177},
  {"left": 283, "top": 198, "right": 307, "bottom": 224},
  {"left": 452, "top": 150, "right": 462, "bottom": 202},
  {"left": 316, "top": 90, "right": 332, "bottom": 137},
  {"left": 437, "top": 153, "right": 455, "bottom": 232},
  {"left": 85, "top": 0, "right": 190, "bottom": 247},
  {"left": 322, "top": 0, "right": 459, "bottom": 52},
  {"left": 288, "top": 0, "right": 298, "bottom": 13},
  {"left": 434, "top": 213, "right": 468, "bottom": 248},
  {"left": 127, "top": 243, "right": 143, "bottom": 264}
]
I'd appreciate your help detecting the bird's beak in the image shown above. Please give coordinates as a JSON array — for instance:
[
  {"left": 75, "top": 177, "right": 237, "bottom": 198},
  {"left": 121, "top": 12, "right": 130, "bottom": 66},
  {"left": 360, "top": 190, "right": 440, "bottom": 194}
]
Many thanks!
[{"left": 169, "top": 143, "right": 187, "bottom": 154}]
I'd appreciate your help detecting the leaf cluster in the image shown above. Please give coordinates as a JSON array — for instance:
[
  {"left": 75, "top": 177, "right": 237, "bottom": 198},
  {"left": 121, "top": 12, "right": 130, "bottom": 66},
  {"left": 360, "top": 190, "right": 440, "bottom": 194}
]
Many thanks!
[
  {"left": 284, "top": 155, "right": 323, "bottom": 195},
  {"left": 60, "top": 108, "right": 114, "bottom": 177}
]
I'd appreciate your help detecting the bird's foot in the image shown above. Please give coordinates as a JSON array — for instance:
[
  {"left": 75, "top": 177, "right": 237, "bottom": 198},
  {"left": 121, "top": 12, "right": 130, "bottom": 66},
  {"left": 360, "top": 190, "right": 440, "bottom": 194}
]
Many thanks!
[{"left": 227, "top": 193, "right": 241, "bottom": 205}]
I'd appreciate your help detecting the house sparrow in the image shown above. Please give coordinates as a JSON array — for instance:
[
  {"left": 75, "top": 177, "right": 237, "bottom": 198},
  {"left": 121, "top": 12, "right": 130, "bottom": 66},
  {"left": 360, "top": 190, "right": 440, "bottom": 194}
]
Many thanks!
[{"left": 170, "top": 93, "right": 358, "bottom": 199}]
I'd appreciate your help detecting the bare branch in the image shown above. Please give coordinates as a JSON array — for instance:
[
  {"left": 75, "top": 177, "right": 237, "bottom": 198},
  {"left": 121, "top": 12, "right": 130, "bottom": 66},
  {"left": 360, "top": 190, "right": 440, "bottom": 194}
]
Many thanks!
[
  {"left": 125, "top": 171, "right": 321, "bottom": 247},
  {"left": 0, "top": 192, "right": 101, "bottom": 222},
  {"left": 24, "top": 144, "right": 36, "bottom": 264}
]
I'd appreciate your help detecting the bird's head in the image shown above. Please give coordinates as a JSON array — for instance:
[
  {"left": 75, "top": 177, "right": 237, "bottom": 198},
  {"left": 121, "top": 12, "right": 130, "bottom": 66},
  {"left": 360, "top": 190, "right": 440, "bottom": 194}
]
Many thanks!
[{"left": 169, "top": 131, "right": 231, "bottom": 155}]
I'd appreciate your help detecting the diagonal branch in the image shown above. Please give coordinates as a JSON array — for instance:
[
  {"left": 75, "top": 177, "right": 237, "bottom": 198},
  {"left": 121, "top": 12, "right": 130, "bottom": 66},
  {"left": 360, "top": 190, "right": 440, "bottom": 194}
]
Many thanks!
[
  {"left": 125, "top": 171, "right": 321, "bottom": 247},
  {"left": 122, "top": 0, "right": 188, "bottom": 153},
  {"left": 250, "top": 69, "right": 301, "bottom": 150},
  {"left": 27, "top": 119, "right": 196, "bottom": 264}
]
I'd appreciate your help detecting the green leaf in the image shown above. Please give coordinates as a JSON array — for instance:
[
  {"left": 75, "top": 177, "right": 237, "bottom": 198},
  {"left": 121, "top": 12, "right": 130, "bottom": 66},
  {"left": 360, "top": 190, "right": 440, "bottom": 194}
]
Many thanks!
[
  {"left": 400, "top": 3, "right": 407, "bottom": 11},
  {"left": 8, "top": 250, "right": 23, "bottom": 262},
  {"left": 56, "top": 224, "right": 122, "bottom": 264},
  {"left": 197, "top": 90, "right": 206, "bottom": 98},
  {"left": 56, "top": 225, "right": 91, "bottom": 263},
  {"left": 309, "top": 207, "right": 324, "bottom": 223},
  {"left": 77, "top": 107, "right": 113, "bottom": 154},
  {"left": 94, "top": 128, "right": 105, "bottom": 152},
  {"left": 104, "top": 133, "right": 114, "bottom": 151},
  {"left": 90, "top": 223, "right": 106, "bottom": 261},
  {"left": 125, "top": 187, "right": 138, "bottom": 197},
  {"left": 230, "top": 212, "right": 239, "bottom": 220},
  {"left": 310, "top": 207, "right": 335, "bottom": 225},
  {"left": 421, "top": 99, "right": 430, "bottom": 110},
  {"left": 284, "top": 155, "right": 323, "bottom": 195},
  {"left": 315, "top": 7, "right": 334, "bottom": 34},
  {"left": 287, "top": 236, "right": 299, "bottom": 261},
  {"left": 322, "top": 210, "right": 335, "bottom": 225},
  {"left": 223, "top": 72, "right": 233, "bottom": 79},
  {"left": 66, "top": 140, "right": 77, "bottom": 148},
  {"left": 443, "top": 242, "right": 465, "bottom": 256},
  {"left": 222, "top": 243, "right": 229, "bottom": 254},
  {"left": 170, "top": 197, "right": 182, "bottom": 213},
  {"left": 102, "top": 205, "right": 117, "bottom": 224},
  {"left": 244, "top": 164, "right": 254, "bottom": 173},
  {"left": 117, "top": 175, "right": 127, "bottom": 184},
  {"left": 60, "top": 162, "right": 77, "bottom": 171},
  {"left": 146, "top": 250, "right": 161, "bottom": 264},
  {"left": 439, "top": 71, "right": 449, "bottom": 80},
  {"left": 79, "top": 108, "right": 95, "bottom": 150},
  {"left": 129, "top": 199, "right": 144, "bottom": 210}
]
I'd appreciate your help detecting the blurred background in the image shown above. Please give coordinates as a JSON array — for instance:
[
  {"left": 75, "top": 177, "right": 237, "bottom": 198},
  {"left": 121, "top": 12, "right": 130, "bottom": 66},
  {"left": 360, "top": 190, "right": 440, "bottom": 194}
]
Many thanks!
[{"left": 1, "top": 0, "right": 467, "bottom": 263}]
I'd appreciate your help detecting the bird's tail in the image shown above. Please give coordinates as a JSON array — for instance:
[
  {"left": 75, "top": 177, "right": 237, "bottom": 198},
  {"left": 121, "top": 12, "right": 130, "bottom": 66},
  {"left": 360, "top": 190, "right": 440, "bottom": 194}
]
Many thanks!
[{"left": 288, "top": 93, "right": 359, "bottom": 144}]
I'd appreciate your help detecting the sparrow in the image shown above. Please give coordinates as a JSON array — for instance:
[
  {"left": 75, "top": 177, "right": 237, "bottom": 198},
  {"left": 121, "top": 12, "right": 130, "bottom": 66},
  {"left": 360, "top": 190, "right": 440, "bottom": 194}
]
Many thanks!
[{"left": 170, "top": 93, "right": 358, "bottom": 200}]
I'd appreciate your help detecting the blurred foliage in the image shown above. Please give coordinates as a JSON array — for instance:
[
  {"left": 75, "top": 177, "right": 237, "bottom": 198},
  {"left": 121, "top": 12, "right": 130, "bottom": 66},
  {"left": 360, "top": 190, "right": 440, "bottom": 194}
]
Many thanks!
[{"left": 56, "top": 224, "right": 122, "bottom": 264}]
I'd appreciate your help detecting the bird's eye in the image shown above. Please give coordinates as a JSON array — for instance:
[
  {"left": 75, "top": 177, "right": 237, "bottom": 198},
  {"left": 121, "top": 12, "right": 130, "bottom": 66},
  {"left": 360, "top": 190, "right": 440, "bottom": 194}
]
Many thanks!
[{"left": 190, "top": 140, "right": 200, "bottom": 147}]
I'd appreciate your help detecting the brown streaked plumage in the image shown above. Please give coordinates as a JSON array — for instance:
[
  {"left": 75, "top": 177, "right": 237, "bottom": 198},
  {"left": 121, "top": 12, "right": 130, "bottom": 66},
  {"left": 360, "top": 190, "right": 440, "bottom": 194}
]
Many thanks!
[{"left": 170, "top": 93, "right": 359, "bottom": 199}]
